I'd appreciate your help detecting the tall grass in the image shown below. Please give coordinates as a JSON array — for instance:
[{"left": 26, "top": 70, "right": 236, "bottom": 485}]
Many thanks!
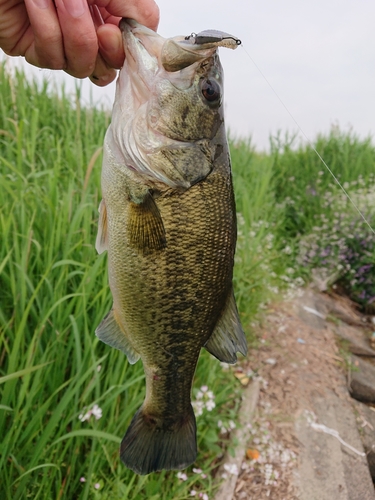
[
  {"left": 230, "top": 140, "right": 278, "bottom": 321},
  {"left": 0, "top": 65, "right": 266, "bottom": 499},
  {"left": 1, "top": 62, "right": 374, "bottom": 498},
  {"left": 268, "top": 127, "right": 375, "bottom": 306},
  {"left": 270, "top": 127, "right": 375, "bottom": 237}
]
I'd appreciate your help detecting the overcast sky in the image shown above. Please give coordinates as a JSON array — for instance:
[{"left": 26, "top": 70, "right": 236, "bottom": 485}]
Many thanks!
[{"left": 3, "top": 0, "right": 375, "bottom": 151}]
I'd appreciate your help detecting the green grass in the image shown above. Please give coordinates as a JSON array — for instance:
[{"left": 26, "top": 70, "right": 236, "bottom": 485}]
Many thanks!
[
  {"left": 270, "top": 127, "right": 375, "bottom": 237},
  {"left": 269, "top": 128, "right": 375, "bottom": 305},
  {"left": 1, "top": 62, "right": 375, "bottom": 498},
  {"left": 0, "top": 65, "right": 262, "bottom": 499}
]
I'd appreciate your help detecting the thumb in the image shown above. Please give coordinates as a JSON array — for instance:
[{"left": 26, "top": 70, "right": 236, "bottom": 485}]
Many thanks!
[{"left": 97, "top": 23, "right": 124, "bottom": 69}]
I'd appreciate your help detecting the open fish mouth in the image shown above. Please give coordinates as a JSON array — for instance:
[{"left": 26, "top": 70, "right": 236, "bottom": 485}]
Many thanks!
[
  {"left": 119, "top": 19, "right": 163, "bottom": 96},
  {"left": 119, "top": 18, "right": 240, "bottom": 77}
]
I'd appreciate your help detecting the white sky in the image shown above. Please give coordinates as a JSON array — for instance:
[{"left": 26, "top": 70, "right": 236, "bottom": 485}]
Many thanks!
[{"left": 2, "top": 0, "right": 375, "bottom": 151}]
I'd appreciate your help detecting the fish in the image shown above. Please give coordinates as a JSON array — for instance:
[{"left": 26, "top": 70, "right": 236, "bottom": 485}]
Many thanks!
[{"left": 95, "top": 18, "right": 246, "bottom": 475}]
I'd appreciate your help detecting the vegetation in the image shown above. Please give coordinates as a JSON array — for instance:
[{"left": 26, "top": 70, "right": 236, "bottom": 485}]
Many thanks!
[
  {"left": 1, "top": 64, "right": 374, "bottom": 498},
  {"left": 269, "top": 128, "right": 375, "bottom": 307}
]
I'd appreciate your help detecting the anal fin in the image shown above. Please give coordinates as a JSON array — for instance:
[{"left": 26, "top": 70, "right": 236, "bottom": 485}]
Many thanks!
[
  {"left": 95, "top": 199, "right": 108, "bottom": 254},
  {"left": 204, "top": 291, "right": 247, "bottom": 364},
  {"left": 96, "top": 309, "right": 140, "bottom": 364},
  {"left": 127, "top": 192, "right": 166, "bottom": 255}
]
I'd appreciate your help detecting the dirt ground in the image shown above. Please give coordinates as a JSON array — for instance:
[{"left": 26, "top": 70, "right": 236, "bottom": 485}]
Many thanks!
[{"left": 230, "top": 289, "right": 375, "bottom": 500}]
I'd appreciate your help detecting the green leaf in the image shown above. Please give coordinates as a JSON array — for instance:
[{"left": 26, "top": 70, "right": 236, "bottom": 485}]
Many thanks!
[
  {"left": 0, "top": 405, "right": 13, "bottom": 411},
  {"left": 51, "top": 429, "right": 121, "bottom": 446},
  {"left": 12, "top": 463, "right": 59, "bottom": 485},
  {"left": 0, "top": 362, "right": 52, "bottom": 385}
]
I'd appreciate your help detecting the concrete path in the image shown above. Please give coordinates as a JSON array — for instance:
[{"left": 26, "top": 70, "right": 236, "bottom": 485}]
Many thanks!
[
  {"left": 294, "top": 291, "right": 374, "bottom": 499},
  {"left": 215, "top": 289, "right": 375, "bottom": 499}
]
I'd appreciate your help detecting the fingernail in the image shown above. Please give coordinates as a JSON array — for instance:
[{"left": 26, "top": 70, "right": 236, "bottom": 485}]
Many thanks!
[
  {"left": 31, "top": 0, "right": 50, "bottom": 8},
  {"left": 90, "top": 5, "right": 105, "bottom": 26},
  {"left": 100, "top": 74, "right": 112, "bottom": 82},
  {"left": 62, "top": 0, "right": 86, "bottom": 18},
  {"left": 90, "top": 71, "right": 117, "bottom": 86}
]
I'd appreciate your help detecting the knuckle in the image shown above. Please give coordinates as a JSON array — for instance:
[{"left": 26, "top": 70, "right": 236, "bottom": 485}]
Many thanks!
[
  {"left": 65, "top": 33, "right": 98, "bottom": 76},
  {"left": 68, "top": 30, "right": 98, "bottom": 52}
]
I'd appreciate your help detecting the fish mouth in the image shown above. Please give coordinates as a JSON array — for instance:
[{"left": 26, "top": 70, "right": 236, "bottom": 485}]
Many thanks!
[
  {"left": 118, "top": 18, "right": 223, "bottom": 106},
  {"left": 110, "top": 20, "right": 239, "bottom": 188},
  {"left": 118, "top": 18, "right": 163, "bottom": 102},
  {"left": 119, "top": 18, "right": 237, "bottom": 74},
  {"left": 120, "top": 19, "right": 163, "bottom": 76}
]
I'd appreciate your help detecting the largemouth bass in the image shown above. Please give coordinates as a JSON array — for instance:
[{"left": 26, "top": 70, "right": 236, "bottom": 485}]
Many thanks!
[{"left": 95, "top": 18, "right": 246, "bottom": 475}]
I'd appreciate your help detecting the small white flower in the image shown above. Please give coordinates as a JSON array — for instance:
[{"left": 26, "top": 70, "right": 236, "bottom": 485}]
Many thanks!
[
  {"left": 78, "top": 404, "right": 102, "bottom": 422},
  {"left": 177, "top": 472, "right": 188, "bottom": 481},
  {"left": 78, "top": 410, "right": 91, "bottom": 422},
  {"left": 80, "top": 477, "right": 86, "bottom": 483},
  {"left": 91, "top": 404, "right": 102, "bottom": 420},
  {"left": 94, "top": 483, "right": 100, "bottom": 490},
  {"left": 205, "top": 400, "right": 216, "bottom": 411},
  {"left": 192, "top": 468, "right": 202, "bottom": 474},
  {"left": 192, "top": 400, "right": 204, "bottom": 417},
  {"left": 190, "top": 490, "right": 197, "bottom": 497}
]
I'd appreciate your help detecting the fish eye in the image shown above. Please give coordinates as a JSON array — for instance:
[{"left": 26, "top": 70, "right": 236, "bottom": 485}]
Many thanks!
[{"left": 200, "top": 79, "right": 221, "bottom": 104}]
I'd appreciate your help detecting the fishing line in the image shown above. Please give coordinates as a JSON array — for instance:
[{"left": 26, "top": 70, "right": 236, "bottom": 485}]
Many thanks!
[{"left": 240, "top": 44, "right": 375, "bottom": 236}]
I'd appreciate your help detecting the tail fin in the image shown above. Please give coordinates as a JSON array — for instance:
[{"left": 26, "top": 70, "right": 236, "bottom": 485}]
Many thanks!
[{"left": 120, "top": 405, "right": 197, "bottom": 475}]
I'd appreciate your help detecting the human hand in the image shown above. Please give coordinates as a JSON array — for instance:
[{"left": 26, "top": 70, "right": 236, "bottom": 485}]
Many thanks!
[{"left": 0, "top": 0, "right": 159, "bottom": 86}]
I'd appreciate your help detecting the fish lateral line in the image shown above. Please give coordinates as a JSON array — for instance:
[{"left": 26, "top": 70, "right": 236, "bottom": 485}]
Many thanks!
[{"left": 239, "top": 43, "right": 375, "bottom": 236}]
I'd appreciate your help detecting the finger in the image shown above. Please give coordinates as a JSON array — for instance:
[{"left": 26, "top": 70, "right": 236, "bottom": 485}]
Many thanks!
[
  {"left": 0, "top": 2, "right": 30, "bottom": 56},
  {"left": 97, "top": 23, "right": 124, "bottom": 70},
  {"left": 88, "top": 0, "right": 160, "bottom": 31},
  {"left": 23, "top": 0, "right": 66, "bottom": 69},
  {"left": 89, "top": 51, "right": 117, "bottom": 87},
  {"left": 54, "top": 0, "right": 99, "bottom": 78}
]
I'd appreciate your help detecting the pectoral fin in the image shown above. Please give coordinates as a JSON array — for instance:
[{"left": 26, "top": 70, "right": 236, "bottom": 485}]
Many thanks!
[
  {"left": 95, "top": 199, "right": 108, "bottom": 254},
  {"left": 204, "top": 291, "right": 247, "bottom": 364},
  {"left": 96, "top": 309, "right": 140, "bottom": 364},
  {"left": 127, "top": 192, "right": 166, "bottom": 254}
]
